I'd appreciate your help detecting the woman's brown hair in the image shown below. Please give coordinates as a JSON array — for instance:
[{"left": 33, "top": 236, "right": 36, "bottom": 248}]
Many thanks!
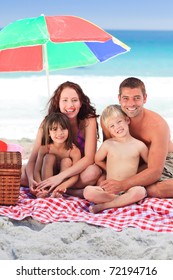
[{"left": 46, "top": 81, "right": 99, "bottom": 137}]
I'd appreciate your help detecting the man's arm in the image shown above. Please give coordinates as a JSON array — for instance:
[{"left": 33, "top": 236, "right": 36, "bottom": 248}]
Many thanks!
[{"left": 139, "top": 142, "right": 148, "bottom": 164}]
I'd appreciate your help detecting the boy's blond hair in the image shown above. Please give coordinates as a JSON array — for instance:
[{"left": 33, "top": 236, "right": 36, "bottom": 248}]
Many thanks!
[{"left": 101, "top": 104, "right": 127, "bottom": 128}]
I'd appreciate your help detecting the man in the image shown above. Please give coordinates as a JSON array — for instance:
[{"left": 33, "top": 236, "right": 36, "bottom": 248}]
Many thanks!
[{"left": 100, "top": 77, "right": 173, "bottom": 198}]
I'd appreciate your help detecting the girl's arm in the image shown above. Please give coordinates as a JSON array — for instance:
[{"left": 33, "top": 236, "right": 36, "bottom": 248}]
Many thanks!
[{"left": 38, "top": 117, "right": 97, "bottom": 189}]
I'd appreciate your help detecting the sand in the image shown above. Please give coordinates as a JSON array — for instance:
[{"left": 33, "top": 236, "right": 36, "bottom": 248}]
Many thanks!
[
  {"left": 1, "top": 217, "right": 173, "bottom": 260},
  {"left": 1, "top": 138, "right": 34, "bottom": 161}
]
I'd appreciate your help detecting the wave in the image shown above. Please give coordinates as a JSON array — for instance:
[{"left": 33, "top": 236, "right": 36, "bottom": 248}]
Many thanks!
[{"left": 0, "top": 75, "right": 173, "bottom": 139}]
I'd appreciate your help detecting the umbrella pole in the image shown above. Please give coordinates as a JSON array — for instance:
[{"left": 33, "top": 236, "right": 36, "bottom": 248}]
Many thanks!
[{"left": 43, "top": 44, "right": 51, "bottom": 96}]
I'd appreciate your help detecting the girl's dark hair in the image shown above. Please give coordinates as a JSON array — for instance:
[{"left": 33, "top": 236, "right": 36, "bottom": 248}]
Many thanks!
[
  {"left": 42, "top": 112, "right": 73, "bottom": 150},
  {"left": 46, "top": 81, "right": 99, "bottom": 138}
]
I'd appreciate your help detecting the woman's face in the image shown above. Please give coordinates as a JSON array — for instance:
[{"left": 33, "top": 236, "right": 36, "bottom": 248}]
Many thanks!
[{"left": 59, "top": 87, "right": 82, "bottom": 119}]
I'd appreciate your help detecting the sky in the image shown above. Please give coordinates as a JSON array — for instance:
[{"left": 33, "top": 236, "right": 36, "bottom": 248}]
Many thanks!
[{"left": 1, "top": 0, "right": 173, "bottom": 30}]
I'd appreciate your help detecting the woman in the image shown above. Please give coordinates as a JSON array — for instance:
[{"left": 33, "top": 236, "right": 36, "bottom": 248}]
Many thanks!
[{"left": 21, "top": 81, "right": 101, "bottom": 197}]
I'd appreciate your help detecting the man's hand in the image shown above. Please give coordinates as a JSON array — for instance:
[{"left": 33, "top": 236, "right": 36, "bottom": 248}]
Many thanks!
[{"left": 100, "top": 179, "right": 123, "bottom": 194}]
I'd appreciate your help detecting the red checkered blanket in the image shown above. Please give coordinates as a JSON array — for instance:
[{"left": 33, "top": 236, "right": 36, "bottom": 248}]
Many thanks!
[{"left": 0, "top": 187, "right": 173, "bottom": 232}]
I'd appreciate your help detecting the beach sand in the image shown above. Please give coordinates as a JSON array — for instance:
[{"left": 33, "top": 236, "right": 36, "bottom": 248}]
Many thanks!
[
  {"left": 1, "top": 217, "right": 173, "bottom": 260},
  {"left": 1, "top": 138, "right": 34, "bottom": 163},
  {"left": 0, "top": 138, "right": 173, "bottom": 260}
]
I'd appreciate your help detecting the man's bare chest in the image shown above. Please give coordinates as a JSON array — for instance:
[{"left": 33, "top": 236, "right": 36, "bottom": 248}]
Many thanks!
[{"left": 129, "top": 124, "right": 151, "bottom": 146}]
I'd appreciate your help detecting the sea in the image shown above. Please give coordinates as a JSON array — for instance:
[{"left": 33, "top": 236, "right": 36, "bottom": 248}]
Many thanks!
[{"left": 0, "top": 30, "right": 173, "bottom": 140}]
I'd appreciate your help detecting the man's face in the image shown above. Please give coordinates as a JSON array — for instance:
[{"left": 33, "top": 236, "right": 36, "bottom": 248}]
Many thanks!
[{"left": 118, "top": 87, "right": 147, "bottom": 118}]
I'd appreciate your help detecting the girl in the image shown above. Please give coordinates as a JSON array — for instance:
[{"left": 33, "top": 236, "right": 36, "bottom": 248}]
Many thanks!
[{"left": 34, "top": 112, "right": 81, "bottom": 198}]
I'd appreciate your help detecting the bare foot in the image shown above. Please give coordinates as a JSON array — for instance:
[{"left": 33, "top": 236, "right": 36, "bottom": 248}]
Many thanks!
[
  {"left": 66, "top": 188, "right": 84, "bottom": 198},
  {"left": 89, "top": 205, "right": 94, "bottom": 213},
  {"left": 89, "top": 204, "right": 103, "bottom": 214},
  {"left": 50, "top": 191, "right": 63, "bottom": 198},
  {"left": 36, "top": 189, "right": 49, "bottom": 198}
]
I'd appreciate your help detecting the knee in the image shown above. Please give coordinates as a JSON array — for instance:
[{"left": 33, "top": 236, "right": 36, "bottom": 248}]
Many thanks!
[
  {"left": 60, "top": 158, "right": 72, "bottom": 169},
  {"left": 146, "top": 183, "right": 163, "bottom": 198},
  {"left": 86, "top": 164, "right": 102, "bottom": 179},
  {"left": 131, "top": 186, "right": 147, "bottom": 200},
  {"left": 81, "top": 164, "right": 102, "bottom": 184},
  {"left": 43, "top": 154, "right": 56, "bottom": 166},
  {"left": 83, "top": 186, "right": 95, "bottom": 201}
]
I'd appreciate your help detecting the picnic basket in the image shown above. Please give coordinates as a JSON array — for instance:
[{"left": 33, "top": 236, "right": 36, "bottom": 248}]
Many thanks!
[{"left": 0, "top": 151, "right": 22, "bottom": 205}]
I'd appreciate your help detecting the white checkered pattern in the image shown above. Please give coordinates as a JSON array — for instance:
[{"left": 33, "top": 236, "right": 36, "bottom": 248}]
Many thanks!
[{"left": 0, "top": 187, "right": 173, "bottom": 232}]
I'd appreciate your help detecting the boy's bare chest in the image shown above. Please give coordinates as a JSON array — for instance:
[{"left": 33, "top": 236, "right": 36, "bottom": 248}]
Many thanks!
[{"left": 109, "top": 141, "right": 139, "bottom": 159}]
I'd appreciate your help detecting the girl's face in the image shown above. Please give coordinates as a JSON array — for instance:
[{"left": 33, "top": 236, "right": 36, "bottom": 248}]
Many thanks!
[
  {"left": 49, "top": 123, "right": 68, "bottom": 144},
  {"left": 59, "top": 87, "right": 82, "bottom": 119}
]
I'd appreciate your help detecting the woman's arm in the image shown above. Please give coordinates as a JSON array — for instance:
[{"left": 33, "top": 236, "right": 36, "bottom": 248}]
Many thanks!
[
  {"left": 25, "top": 126, "right": 43, "bottom": 191},
  {"left": 37, "top": 117, "right": 97, "bottom": 189}
]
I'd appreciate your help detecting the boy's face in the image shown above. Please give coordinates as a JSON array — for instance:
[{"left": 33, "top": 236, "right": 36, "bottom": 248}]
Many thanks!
[
  {"left": 118, "top": 87, "right": 147, "bottom": 118},
  {"left": 106, "top": 115, "right": 130, "bottom": 138}
]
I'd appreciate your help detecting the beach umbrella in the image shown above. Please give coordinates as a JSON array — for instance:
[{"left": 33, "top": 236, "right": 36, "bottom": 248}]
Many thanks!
[{"left": 0, "top": 15, "right": 130, "bottom": 95}]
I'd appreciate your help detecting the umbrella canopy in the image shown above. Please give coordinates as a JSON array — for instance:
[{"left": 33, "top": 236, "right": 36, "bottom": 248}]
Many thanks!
[{"left": 0, "top": 15, "right": 130, "bottom": 93}]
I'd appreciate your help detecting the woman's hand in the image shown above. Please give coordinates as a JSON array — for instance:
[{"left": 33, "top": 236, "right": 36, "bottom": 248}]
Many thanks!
[
  {"left": 29, "top": 179, "right": 39, "bottom": 196},
  {"left": 37, "top": 173, "right": 64, "bottom": 190}
]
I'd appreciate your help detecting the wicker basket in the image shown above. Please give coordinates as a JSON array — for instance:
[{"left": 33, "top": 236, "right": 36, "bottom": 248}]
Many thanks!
[{"left": 0, "top": 151, "right": 22, "bottom": 205}]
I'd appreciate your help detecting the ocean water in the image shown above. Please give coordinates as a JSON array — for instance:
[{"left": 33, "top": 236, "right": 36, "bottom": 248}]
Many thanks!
[
  {"left": 0, "top": 30, "right": 173, "bottom": 140},
  {"left": 55, "top": 30, "right": 173, "bottom": 77}
]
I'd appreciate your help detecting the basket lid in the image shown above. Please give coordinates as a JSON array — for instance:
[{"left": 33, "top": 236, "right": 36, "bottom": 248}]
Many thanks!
[{"left": 0, "top": 151, "right": 22, "bottom": 169}]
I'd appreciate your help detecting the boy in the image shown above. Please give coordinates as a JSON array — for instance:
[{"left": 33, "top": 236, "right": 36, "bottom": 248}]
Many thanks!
[{"left": 84, "top": 105, "right": 148, "bottom": 213}]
